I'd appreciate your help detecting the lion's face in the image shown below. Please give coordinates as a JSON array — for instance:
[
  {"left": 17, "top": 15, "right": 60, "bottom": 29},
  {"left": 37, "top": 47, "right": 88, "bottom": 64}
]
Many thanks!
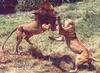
[{"left": 63, "top": 19, "right": 74, "bottom": 28}]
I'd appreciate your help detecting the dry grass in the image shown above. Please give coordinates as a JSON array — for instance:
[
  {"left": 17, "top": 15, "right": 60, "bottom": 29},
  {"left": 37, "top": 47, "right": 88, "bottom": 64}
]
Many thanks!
[{"left": 0, "top": 0, "right": 100, "bottom": 73}]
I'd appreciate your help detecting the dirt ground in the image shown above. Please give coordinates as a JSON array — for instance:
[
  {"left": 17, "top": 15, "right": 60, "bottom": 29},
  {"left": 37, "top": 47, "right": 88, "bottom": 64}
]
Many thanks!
[{"left": 0, "top": 47, "right": 100, "bottom": 73}]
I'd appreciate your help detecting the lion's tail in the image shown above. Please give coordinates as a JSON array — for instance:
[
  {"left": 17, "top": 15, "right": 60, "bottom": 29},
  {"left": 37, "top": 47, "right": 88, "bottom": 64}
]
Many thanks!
[
  {"left": 92, "top": 58, "right": 100, "bottom": 62},
  {"left": 2, "top": 28, "right": 17, "bottom": 50}
]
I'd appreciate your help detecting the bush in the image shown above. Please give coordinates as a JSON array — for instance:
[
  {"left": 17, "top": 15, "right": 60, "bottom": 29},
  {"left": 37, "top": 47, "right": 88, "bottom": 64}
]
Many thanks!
[
  {"left": 0, "top": 0, "right": 18, "bottom": 14},
  {"left": 16, "top": 0, "right": 82, "bottom": 11},
  {"left": 16, "top": 0, "right": 64, "bottom": 11},
  {"left": 16, "top": 0, "right": 44, "bottom": 11}
]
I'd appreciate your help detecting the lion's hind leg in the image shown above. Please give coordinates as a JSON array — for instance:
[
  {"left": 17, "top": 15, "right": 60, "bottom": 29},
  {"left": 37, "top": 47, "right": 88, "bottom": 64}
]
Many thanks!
[
  {"left": 15, "top": 27, "right": 23, "bottom": 53},
  {"left": 69, "top": 54, "right": 88, "bottom": 72}
]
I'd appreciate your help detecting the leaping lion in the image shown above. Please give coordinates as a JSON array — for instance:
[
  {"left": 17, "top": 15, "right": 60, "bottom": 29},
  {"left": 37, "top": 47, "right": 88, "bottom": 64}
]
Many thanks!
[
  {"left": 2, "top": 0, "right": 57, "bottom": 54},
  {"left": 2, "top": 21, "right": 51, "bottom": 53}
]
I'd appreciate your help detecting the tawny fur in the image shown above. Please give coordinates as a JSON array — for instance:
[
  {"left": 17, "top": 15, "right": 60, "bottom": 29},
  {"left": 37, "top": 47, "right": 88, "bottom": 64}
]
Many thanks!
[
  {"left": 2, "top": 0, "right": 57, "bottom": 53},
  {"left": 57, "top": 17, "right": 100, "bottom": 72},
  {"left": 33, "top": 0, "right": 57, "bottom": 31},
  {"left": 2, "top": 21, "right": 51, "bottom": 53}
]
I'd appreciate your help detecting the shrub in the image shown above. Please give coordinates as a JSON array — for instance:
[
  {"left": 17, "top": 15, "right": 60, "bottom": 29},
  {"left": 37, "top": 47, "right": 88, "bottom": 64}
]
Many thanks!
[
  {"left": 0, "top": 0, "right": 18, "bottom": 14},
  {"left": 16, "top": 0, "right": 44, "bottom": 11}
]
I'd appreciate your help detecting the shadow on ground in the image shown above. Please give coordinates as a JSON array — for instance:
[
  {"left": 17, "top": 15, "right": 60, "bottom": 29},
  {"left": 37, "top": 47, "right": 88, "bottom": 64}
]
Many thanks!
[
  {"left": 27, "top": 46, "right": 74, "bottom": 72},
  {"left": 26, "top": 46, "right": 97, "bottom": 72},
  {"left": 0, "top": 46, "right": 98, "bottom": 73}
]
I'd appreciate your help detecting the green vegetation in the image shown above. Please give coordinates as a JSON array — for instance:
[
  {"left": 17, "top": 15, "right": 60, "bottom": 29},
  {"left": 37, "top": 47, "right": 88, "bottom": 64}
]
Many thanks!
[
  {"left": 16, "top": 0, "right": 43, "bottom": 11},
  {"left": 0, "top": 0, "right": 100, "bottom": 73}
]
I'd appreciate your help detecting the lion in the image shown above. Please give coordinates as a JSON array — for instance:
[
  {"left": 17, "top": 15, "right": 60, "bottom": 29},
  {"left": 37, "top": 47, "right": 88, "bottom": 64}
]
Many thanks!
[
  {"left": 2, "top": 21, "right": 51, "bottom": 53},
  {"left": 57, "top": 16, "right": 100, "bottom": 72},
  {"left": 2, "top": 0, "right": 57, "bottom": 54}
]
